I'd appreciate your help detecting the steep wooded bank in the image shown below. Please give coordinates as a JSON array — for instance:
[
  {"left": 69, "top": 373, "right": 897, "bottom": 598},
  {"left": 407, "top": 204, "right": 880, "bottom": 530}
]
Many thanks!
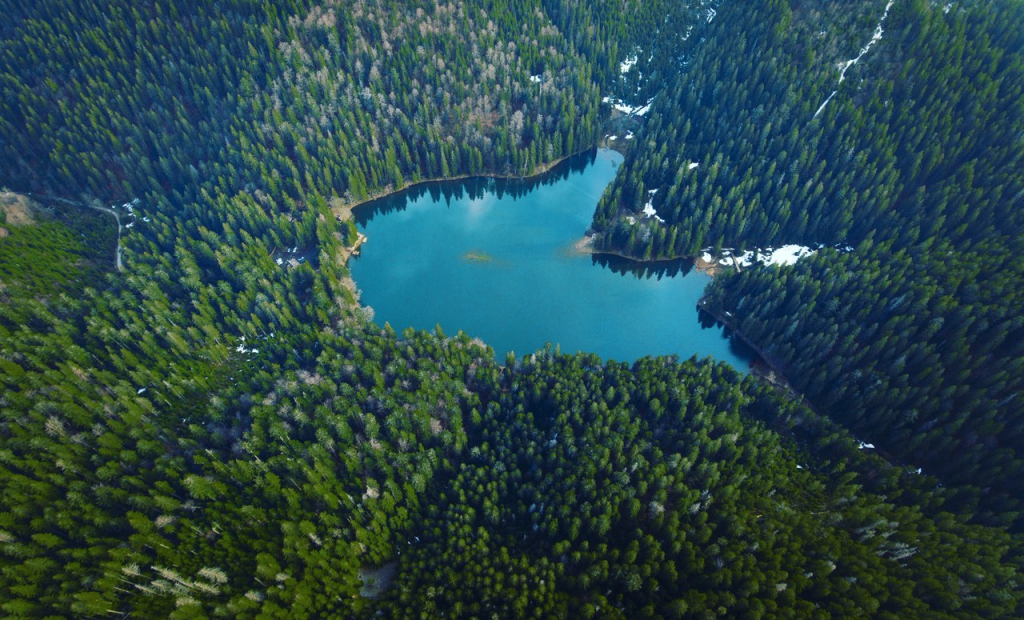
[
  {"left": 1, "top": 0, "right": 1022, "bottom": 617},
  {"left": 594, "top": 0, "right": 1024, "bottom": 529}
]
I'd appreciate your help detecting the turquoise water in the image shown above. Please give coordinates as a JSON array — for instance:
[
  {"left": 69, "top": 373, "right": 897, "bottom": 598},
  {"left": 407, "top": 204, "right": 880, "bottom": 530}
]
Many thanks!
[{"left": 350, "top": 149, "right": 752, "bottom": 369}]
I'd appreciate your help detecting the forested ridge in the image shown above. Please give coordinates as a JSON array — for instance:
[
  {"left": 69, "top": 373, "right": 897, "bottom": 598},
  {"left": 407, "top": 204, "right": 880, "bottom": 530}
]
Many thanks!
[
  {"left": 1, "top": 0, "right": 1022, "bottom": 617},
  {"left": 593, "top": 0, "right": 1024, "bottom": 531}
]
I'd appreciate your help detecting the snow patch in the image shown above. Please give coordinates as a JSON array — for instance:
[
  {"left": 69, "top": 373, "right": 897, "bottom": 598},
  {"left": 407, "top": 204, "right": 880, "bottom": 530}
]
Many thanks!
[
  {"left": 761, "top": 245, "right": 814, "bottom": 267},
  {"left": 836, "top": 0, "right": 894, "bottom": 84},
  {"left": 642, "top": 202, "right": 664, "bottom": 222},
  {"left": 814, "top": 0, "right": 894, "bottom": 118},
  {"left": 688, "top": 162, "right": 699, "bottom": 170},
  {"left": 814, "top": 91, "right": 838, "bottom": 119},
  {"left": 235, "top": 336, "right": 260, "bottom": 355},
  {"left": 603, "top": 96, "right": 654, "bottom": 117},
  {"left": 642, "top": 188, "right": 665, "bottom": 222},
  {"left": 620, "top": 55, "right": 637, "bottom": 74},
  {"left": 529, "top": 74, "right": 542, "bottom": 83},
  {"left": 706, "top": 242, "right": 853, "bottom": 269}
]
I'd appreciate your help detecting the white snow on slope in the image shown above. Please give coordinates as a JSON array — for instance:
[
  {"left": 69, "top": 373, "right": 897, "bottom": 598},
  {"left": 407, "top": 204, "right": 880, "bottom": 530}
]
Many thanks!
[
  {"left": 761, "top": 244, "right": 814, "bottom": 266},
  {"left": 813, "top": 91, "right": 839, "bottom": 119},
  {"left": 716, "top": 245, "right": 815, "bottom": 267},
  {"left": 814, "top": 0, "right": 894, "bottom": 118},
  {"left": 710, "top": 243, "right": 854, "bottom": 269},
  {"left": 602, "top": 96, "right": 654, "bottom": 116},
  {"left": 642, "top": 188, "right": 664, "bottom": 222}
]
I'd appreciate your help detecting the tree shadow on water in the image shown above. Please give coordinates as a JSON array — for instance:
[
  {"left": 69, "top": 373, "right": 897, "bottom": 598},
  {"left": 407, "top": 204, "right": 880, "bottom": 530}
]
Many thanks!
[
  {"left": 697, "top": 307, "right": 759, "bottom": 366},
  {"left": 354, "top": 149, "right": 600, "bottom": 226},
  {"left": 591, "top": 254, "right": 694, "bottom": 280}
]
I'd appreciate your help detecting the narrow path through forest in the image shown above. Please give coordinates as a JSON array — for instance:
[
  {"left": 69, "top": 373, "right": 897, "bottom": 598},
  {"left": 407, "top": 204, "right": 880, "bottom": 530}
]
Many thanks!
[{"left": 21, "top": 192, "right": 125, "bottom": 272}]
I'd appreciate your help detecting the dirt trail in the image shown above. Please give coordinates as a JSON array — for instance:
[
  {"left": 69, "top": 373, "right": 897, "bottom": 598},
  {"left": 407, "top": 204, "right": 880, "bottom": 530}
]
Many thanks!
[{"left": 9, "top": 192, "right": 124, "bottom": 272}]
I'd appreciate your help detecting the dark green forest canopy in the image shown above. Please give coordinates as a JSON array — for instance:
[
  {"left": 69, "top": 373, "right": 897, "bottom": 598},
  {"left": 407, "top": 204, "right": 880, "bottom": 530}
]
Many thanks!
[
  {"left": 1, "top": 0, "right": 1022, "bottom": 617},
  {"left": 587, "top": 0, "right": 1024, "bottom": 530}
]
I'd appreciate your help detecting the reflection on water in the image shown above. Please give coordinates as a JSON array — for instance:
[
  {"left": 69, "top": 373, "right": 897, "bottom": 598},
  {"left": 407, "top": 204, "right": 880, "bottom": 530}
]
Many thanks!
[
  {"left": 697, "top": 308, "right": 758, "bottom": 362},
  {"left": 350, "top": 148, "right": 754, "bottom": 370},
  {"left": 355, "top": 150, "right": 602, "bottom": 227},
  {"left": 591, "top": 254, "right": 694, "bottom": 280}
]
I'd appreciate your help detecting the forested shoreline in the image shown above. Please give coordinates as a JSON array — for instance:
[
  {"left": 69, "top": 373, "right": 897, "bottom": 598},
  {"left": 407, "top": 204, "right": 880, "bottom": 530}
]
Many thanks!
[
  {"left": 2, "top": 0, "right": 1022, "bottom": 617},
  {"left": 593, "top": 0, "right": 1024, "bottom": 531}
]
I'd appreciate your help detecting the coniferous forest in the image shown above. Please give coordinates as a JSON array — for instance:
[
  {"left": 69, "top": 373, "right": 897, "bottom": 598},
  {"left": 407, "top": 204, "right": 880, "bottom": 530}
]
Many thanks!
[{"left": 1, "top": 0, "right": 1022, "bottom": 617}]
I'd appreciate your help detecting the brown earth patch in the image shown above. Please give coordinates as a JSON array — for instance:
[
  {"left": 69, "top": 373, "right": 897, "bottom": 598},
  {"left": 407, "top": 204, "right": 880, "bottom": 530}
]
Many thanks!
[
  {"left": 328, "top": 195, "right": 353, "bottom": 222},
  {"left": 693, "top": 254, "right": 726, "bottom": 276},
  {"left": 0, "top": 192, "right": 37, "bottom": 226}
]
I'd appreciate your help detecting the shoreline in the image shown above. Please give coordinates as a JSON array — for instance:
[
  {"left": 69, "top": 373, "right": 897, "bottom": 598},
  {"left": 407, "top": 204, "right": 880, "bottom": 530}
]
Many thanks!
[
  {"left": 696, "top": 298, "right": 799, "bottom": 395},
  {"left": 697, "top": 298, "right": 910, "bottom": 473},
  {"left": 692, "top": 254, "right": 727, "bottom": 276},
  {"left": 339, "top": 162, "right": 816, "bottom": 439},
  {"left": 582, "top": 238, "right": 884, "bottom": 468},
  {"left": 574, "top": 231, "right": 788, "bottom": 387},
  {"left": 338, "top": 231, "right": 368, "bottom": 264},
  {"left": 332, "top": 147, "right": 915, "bottom": 485},
  {"left": 334, "top": 148, "right": 598, "bottom": 267},
  {"left": 572, "top": 234, "right": 729, "bottom": 277},
  {"left": 333, "top": 148, "right": 595, "bottom": 219},
  {"left": 334, "top": 147, "right": 596, "bottom": 304}
]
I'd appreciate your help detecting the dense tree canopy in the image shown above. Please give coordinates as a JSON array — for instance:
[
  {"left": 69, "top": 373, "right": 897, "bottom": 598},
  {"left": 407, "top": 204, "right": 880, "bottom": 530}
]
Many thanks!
[
  {"left": 1, "top": 0, "right": 1022, "bottom": 617},
  {"left": 594, "top": 0, "right": 1024, "bottom": 530}
]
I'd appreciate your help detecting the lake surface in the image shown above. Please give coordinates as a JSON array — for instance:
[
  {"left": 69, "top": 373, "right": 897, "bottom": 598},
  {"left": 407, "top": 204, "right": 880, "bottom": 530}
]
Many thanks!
[{"left": 351, "top": 149, "right": 753, "bottom": 369}]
